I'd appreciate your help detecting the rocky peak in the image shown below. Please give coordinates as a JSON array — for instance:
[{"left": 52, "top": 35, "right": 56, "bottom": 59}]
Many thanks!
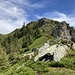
[
  {"left": 38, "top": 18, "right": 51, "bottom": 26},
  {"left": 52, "top": 21, "right": 71, "bottom": 40},
  {"left": 67, "top": 26, "right": 75, "bottom": 42}
]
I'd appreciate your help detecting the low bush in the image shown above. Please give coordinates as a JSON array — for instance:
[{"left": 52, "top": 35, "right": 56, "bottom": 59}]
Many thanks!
[{"left": 13, "top": 66, "right": 35, "bottom": 75}]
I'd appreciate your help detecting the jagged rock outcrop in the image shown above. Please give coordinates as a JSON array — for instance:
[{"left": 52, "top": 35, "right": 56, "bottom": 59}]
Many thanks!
[
  {"left": 38, "top": 18, "right": 75, "bottom": 43},
  {"left": 38, "top": 18, "right": 50, "bottom": 26},
  {"left": 68, "top": 26, "right": 75, "bottom": 42},
  {"left": 34, "top": 42, "right": 69, "bottom": 62},
  {"left": 52, "top": 21, "right": 71, "bottom": 40}
]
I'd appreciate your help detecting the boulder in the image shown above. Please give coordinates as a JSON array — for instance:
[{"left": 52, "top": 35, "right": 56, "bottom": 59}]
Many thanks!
[
  {"left": 34, "top": 42, "right": 68, "bottom": 61},
  {"left": 54, "top": 45, "right": 67, "bottom": 61},
  {"left": 34, "top": 43, "right": 57, "bottom": 61}
]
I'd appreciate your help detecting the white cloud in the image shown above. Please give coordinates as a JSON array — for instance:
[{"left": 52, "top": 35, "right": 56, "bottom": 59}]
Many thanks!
[
  {"left": 0, "top": 0, "right": 49, "bottom": 34},
  {"left": 9, "top": 0, "right": 47, "bottom": 9},
  {"left": 0, "top": 0, "right": 29, "bottom": 34},
  {"left": 36, "top": 11, "right": 75, "bottom": 27},
  {"left": 1, "top": 0, "right": 75, "bottom": 34}
]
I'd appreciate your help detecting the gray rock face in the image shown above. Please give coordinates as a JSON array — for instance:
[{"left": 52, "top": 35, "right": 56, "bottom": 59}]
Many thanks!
[
  {"left": 68, "top": 26, "right": 75, "bottom": 42},
  {"left": 52, "top": 21, "right": 71, "bottom": 40},
  {"left": 36, "top": 18, "right": 75, "bottom": 43},
  {"left": 38, "top": 18, "right": 50, "bottom": 26}
]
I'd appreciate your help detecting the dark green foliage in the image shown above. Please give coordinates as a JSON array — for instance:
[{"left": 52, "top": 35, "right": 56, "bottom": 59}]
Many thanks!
[
  {"left": 22, "top": 35, "right": 33, "bottom": 48},
  {"left": 6, "top": 40, "right": 21, "bottom": 54},
  {"left": 13, "top": 66, "right": 35, "bottom": 75},
  {"left": 49, "top": 61, "right": 65, "bottom": 67},
  {"left": 0, "top": 46, "right": 9, "bottom": 71},
  {"left": 9, "top": 52, "right": 20, "bottom": 65},
  {"left": 14, "top": 29, "right": 20, "bottom": 38},
  {"left": 26, "top": 60, "right": 49, "bottom": 71}
]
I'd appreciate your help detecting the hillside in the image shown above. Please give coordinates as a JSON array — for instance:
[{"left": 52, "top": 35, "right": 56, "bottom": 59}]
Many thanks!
[{"left": 0, "top": 18, "right": 75, "bottom": 75}]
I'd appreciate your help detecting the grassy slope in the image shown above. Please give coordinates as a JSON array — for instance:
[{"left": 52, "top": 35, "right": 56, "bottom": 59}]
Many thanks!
[{"left": 30, "top": 36, "right": 49, "bottom": 48}]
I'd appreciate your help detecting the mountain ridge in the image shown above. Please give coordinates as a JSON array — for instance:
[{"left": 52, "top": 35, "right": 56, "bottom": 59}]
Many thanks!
[{"left": 0, "top": 18, "right": 75, "bottom": 75}]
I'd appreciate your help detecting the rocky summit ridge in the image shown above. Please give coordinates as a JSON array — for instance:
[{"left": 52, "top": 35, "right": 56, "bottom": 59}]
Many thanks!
[{"left": 36, "top": 18, "right": 75, "bottom": 42}]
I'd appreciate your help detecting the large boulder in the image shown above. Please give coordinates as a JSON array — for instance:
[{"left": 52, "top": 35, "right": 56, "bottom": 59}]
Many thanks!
[
  {"left": 34, "top": 42, "right": 57, "bottom": 61},
  {"left": 54, "top": 45, "right": 68, "bottom": 61},
  {"left": 34, "top": 42, "right": 69, "bottom": 61},
  {"left": 34, "top": 42, "right": 50, "bottom": 61}
]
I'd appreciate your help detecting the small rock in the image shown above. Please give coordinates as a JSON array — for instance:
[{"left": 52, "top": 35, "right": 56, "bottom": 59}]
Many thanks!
[{"left": 72, "top": 43, "right": 75, "bottom": 50}]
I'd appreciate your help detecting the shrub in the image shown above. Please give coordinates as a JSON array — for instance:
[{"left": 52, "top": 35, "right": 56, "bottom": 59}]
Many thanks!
[
  {"left": 49, "top": 61, "right": 65, "bottom": 67},
  {"left": 13, "top": 66, "right": 35, "bottom": 75},
  {"left": 26, "top": 60, "right": 48, "bottom": 71}
]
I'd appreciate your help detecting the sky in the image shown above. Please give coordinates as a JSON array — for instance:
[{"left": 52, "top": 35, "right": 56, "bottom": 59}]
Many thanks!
[{"left": 0, "top": 0, "right": 75, "bottom": 34}]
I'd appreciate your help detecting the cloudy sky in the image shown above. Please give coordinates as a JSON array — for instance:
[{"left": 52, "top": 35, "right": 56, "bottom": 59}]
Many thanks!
[{"left": 0, "top": 0, "right": 75, "bottom": 34}]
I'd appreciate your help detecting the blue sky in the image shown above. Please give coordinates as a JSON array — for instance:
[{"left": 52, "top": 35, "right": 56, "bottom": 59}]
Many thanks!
[{"left": 0, "top": 0, "right": 75, "bottom": 34}]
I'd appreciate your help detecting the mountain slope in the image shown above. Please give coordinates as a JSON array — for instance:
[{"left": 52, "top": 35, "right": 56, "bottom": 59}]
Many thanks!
[{"left": 0, "top": 18, "right": 75, "bottom": 75}]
